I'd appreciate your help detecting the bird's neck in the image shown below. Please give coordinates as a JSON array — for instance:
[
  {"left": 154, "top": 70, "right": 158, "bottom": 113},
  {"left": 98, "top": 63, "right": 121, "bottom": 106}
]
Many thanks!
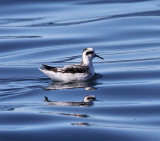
[{"left": 82, "top": 58, "right": 95, "bottom": 75}]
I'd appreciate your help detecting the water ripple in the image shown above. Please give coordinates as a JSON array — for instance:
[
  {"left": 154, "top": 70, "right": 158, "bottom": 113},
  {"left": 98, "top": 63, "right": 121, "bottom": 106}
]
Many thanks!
[{"left": 0, "top": 0, "right": 160, "bottom": 140}]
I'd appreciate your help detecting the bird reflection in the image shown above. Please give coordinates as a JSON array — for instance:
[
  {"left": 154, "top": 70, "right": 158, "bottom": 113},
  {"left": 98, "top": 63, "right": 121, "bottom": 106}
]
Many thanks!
[
  {"left": 44, "top": 95, "right": 97, "bottom": 107},
  {"left": 40, "top": 111, "right": 89, "bottom": 118},
  {"left": 71, "top": 122, "right": 91, "bottom": 126},
  {"left": 57, "top": 113, "right": 89, "bottom": 118},
  {"left": 44, "top": 73, "right": 102, "bottom": 91}
]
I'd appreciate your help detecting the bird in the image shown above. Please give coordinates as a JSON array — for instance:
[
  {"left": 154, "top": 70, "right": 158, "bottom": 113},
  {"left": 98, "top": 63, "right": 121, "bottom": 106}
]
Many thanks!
[
  {"left": 39, "top": 48, "right": 103, "bottom": 82},
  {"left": 44, "top": 95, "right": 97, "bottom": 107}
]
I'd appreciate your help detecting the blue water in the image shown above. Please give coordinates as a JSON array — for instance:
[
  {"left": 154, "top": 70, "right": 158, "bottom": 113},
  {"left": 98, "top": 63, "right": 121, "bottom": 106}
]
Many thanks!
[{"left": 0, "top": 0, "right": 160, "bottom": 140}]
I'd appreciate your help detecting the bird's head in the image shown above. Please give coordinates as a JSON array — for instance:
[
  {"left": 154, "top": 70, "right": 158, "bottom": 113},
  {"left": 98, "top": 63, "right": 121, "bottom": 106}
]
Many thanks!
[
  {"left": 82, "top": 48, "right": 103, "bottom": 65},
  {"left": 83, "top": 95, "right": 97, "bottom": 102}
]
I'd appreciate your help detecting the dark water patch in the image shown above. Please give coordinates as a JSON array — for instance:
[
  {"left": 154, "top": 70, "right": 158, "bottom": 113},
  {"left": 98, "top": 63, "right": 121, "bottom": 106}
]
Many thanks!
[
  {"left": 0, "top": 18, "right": 43, "bottom": 25},
  {"left": 0, "top": 36, "right": 41, "bottom": 39},
  {"left": 78, "top": 0, "right": 153, "bottom": 5},
  {"left": 13, "top": 10, "right": 160, "bottom": 27},
  {"left": 0, "top": 0, "right": 75, "bottom": 5},
  {"left": 0, "top": 111, "right": 72, "bottom": 128},
  {"left": 0, "top": 127, "right": 159, "bottom": 141}
]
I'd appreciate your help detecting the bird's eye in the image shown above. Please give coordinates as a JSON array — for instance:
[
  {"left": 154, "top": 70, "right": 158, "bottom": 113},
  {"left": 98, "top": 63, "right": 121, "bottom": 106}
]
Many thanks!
[
  {"left": 86, "top": 51, "right": 93, "bottom": 55},
  {"left": 87, "top": 97, "right": 94, "bottom": 100}
]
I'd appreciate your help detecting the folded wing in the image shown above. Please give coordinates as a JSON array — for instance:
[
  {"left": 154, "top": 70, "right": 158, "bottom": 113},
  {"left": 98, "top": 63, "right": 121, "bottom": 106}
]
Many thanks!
[{"left": 41, "top": 64, "right": 88, "bottom": 74}]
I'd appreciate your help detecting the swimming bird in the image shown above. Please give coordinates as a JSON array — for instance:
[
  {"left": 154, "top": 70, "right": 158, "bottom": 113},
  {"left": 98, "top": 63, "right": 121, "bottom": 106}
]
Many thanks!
[
  {"left": 39, "top": 48, "right": 103, "bottom": 82},
  {"left": 44, "top": 95, "right": 96, "bottom": 106}
]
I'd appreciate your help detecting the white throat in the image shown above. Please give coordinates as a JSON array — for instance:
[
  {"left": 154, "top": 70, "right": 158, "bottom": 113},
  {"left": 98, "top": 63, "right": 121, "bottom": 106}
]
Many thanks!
[{"left": 82, "top": 56, "right": 95, "bottom": 75}]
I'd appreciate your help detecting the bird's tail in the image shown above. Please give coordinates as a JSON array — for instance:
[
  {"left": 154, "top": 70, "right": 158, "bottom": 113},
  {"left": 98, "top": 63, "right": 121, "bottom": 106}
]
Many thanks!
[
  {"left": 40, "top": 64, "right": 57, "bottom": 72},
  {"left": 44, "top": 96, "right": 49, "bottom": 101},
  {"left": 41, "top": 64, "right": 52, "bottom": 70}
]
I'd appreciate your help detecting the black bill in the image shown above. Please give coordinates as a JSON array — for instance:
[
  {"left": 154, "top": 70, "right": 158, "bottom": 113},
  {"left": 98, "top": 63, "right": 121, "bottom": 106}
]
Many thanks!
[{"left": 95, "top": 54, "right": 104, "bottom": 60}]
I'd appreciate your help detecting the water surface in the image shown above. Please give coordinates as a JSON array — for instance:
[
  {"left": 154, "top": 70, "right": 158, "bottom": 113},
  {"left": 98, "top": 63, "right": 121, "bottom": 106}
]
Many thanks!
[{"left": 0, "top": 0, "right": 160, "bottom": 140}]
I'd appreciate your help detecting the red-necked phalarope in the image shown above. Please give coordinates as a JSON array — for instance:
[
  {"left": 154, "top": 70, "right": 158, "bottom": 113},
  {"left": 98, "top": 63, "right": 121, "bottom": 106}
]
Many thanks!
[{"left": 39, "top": 48, "right": 103, "bottom": 82}]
